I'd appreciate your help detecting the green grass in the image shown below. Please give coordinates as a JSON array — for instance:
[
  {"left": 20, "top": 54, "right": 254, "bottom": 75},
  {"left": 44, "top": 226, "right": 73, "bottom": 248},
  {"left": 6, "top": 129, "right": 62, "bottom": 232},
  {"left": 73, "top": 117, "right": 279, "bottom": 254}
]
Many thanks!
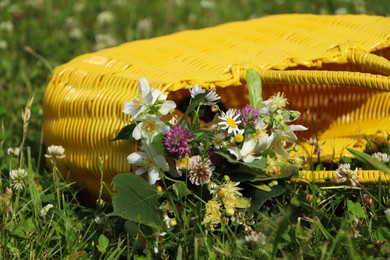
[{"left": 1, "top": 0, "right": 390, "bottom": 259}]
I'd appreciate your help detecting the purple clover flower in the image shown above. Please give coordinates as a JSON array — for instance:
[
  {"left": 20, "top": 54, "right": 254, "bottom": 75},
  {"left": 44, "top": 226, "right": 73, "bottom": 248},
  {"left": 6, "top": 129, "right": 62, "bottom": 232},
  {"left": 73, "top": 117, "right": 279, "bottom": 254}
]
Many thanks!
[
  {"left": 240, "top": 104, "right": 259, "bottom": 127},
  {"left": 163, "top": 125, "right": 194, "bottom": 158}
]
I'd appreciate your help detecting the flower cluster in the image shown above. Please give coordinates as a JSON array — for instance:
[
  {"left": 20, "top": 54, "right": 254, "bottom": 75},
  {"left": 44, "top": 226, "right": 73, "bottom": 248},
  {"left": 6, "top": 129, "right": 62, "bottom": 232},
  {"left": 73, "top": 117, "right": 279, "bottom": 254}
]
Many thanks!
[{"left": 116, "top": 72, "right": 307, "bottom": 231}]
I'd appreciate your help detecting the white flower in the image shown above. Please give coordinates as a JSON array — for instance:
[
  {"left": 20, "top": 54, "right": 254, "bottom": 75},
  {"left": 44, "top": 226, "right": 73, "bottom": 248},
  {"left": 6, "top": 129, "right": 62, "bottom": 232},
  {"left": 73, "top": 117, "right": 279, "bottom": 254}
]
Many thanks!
[
  {"left": 190, "top": 85, "right": 221, "bottom": 106},
  {"left": 132, "top": 114, "right": 170, "bottom": 143},
  {"left": 212, "top": 132, "right": 226, "bottom": 149},
  {"left": 127, "top": 144, "right": 169, "bottom": 185},
  {"left": 372, "top": 152, "right": 390, "bottom": 163},
  {"left": 270, "top": 124, "right": 307, "bottom": 158},
  {"left": 45, "top": 145, "right": 65, "bottom": 159},
  {"left": 0, "top": 21, "right": 13, "bottom": 32},
  {"left": 123, "top": 78, "right": 176, "bottom": 121},
  {"left": 227, "top": 118, "right": 272, "bottom": 162},
  {"left": 7, "top": 147, "right": 20, "bottom": 157},
  {"left": 218, "top": 109, "right": 243, "bottom": 135},
  {"left": 336, "top": 163, "right": 359, "bottom": 187},
  {"left": 96, "top": 11, "right": 114, "bottom": 27},
  {"left": 94, "top": 34, "right": 117, "bottom": 50},
  {"left": 9, "top": 168, "right": 28, "bottom": 190},
  {"left": 123, "top": 77, "right": 154, "bottom": 120},
  {"left": 40, "top": 204, "right": 54, "bottom": 217},
  {"left": 228, "top": 138, "right": 255, "bottom": 163}
]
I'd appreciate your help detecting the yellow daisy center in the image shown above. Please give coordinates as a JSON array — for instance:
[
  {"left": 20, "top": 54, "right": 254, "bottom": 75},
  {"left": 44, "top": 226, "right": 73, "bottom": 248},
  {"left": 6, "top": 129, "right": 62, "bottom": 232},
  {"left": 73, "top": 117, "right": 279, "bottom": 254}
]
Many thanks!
[
  {"left": 226, "top": 118, "right": 236, "bottom": 128},
  {"left": 215, "top": 137, "right": 223, "bottom": 145}
]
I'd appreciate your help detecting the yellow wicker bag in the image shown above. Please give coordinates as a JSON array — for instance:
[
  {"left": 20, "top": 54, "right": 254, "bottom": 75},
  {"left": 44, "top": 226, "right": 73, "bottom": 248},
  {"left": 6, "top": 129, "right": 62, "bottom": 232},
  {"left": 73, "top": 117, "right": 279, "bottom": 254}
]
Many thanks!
[{"left": 43, "top": 14, "right": 390, "bottom": 200}]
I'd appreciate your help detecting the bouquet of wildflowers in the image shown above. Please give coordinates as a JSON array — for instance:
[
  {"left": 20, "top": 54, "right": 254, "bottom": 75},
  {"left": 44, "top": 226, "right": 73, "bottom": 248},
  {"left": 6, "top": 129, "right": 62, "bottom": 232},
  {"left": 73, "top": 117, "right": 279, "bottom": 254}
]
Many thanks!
[{"left": 112, "top": 70, "right": 307, "bottom": 243}]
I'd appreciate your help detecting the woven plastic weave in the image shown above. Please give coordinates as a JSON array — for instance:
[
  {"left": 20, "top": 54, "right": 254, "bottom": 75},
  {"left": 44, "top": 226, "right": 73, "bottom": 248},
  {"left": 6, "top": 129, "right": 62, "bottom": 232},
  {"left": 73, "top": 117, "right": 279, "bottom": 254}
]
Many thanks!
[{"left": 43, "top": 14, "right": 390, "bottom": 199}]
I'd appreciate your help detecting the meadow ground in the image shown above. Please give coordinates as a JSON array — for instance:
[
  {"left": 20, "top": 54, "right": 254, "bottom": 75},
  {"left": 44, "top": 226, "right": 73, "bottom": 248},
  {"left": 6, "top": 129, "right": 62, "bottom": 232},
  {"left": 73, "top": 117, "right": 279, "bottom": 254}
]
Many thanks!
[{"left": 0, "top": 0, "right": 389, "bottom": 259}]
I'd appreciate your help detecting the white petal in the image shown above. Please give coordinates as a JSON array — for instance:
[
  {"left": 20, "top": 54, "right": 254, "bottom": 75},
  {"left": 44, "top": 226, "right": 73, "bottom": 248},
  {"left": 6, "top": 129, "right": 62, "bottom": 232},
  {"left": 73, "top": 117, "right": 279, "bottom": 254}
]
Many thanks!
[
  {"left": 227, "top": 146, "right": 242, "bottom": 160},
  {"left": 135, "top": 167, "right": 146, "bottom": 175},
  {"left": 148, "top": 168, "right": 161, "bottom": 185},
  {"left": 122, "top": 100, "right": 136, "bottom": 114},
  {"left": 240, "top": 138, "right": 256, "bottom": 157},
  {"left": 132, "top": 123, "right": 143, "bottom": 140},
  {"left": 159, "top": 100, "right": 176, "bottom": 115},
  {"left": 289, "top": 124, "right": 308, "bottom": 132},
  {"left": 155, "top": 154, "right": 169, "bottom": 171},
  {"left": 127, "top": 151, "right": 146, "bottom": 166},
  {"left": 139, "top": 77, "right": 151, "bottom": 96},
  {"left": 151, "top": 89, "right": 165, "bottom": 104}
]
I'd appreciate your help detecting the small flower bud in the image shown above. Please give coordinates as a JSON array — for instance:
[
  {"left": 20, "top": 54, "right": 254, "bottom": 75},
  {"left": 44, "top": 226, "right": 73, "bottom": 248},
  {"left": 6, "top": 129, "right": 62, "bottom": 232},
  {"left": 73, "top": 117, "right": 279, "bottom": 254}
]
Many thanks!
[
  {"left": 211, "top": 104, "right": 219, "bottom": 112},
  {"left": 234, "top": 133, "right": 244, "bottom": 143},
  {"left": 223, "top": 175, "right": 230, "bottom": 182},
  {"left": 225, "top": 207, "right": 235, "bottom": 217}
]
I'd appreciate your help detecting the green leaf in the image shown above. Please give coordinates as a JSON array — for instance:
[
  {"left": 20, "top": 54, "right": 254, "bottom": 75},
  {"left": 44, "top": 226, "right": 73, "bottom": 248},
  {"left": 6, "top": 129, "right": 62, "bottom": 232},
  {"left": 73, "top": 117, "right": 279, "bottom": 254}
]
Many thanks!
[
  {"left": 247, "top": 182, "right": 271, "bottom": 191},
  {"left": 347, "top": 200, "right": 367, "bottom": 219},
  {"left": 235, "top": 196, "right": 251, "bottom": 208},
  {"left": 346, "top": 148, "right": 390, "bottom": 173},
  {"left": 97, "top": 234, "right": 109, "bottom": 254},
  {"left": 111, "top": 174, "right": 162, "bottom": 227},
  {"left": 246, "top": 69, "right": 263, "bottom": 108},
  {"left": 178, "top": 92, "right": 208, "bottom": 125},
  {"left": 249, "top": 185, "right": 285, "bottom": 211},
  {"left": 244, "top": 126, "right": 257, "bottom": 134},
  {"left": 150, "top": 133, "right": 166, "bottom": 155},
  {"left": 173, "top": 181, "right": 191, "bottom": 199},
  {"left": 230, "top": 162, "right": 298, "bottom": 182},
  {"left": 112, "top": 124, "right": 136, "bottom": 141}
]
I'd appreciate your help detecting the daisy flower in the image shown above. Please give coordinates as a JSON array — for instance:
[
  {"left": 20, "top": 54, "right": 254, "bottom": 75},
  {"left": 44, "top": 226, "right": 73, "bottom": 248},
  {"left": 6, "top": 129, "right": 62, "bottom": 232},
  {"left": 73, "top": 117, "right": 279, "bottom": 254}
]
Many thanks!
[
  {"left": 212, "top": 132, "right": 226, "bottom": 149},
  {"left": 190, "top": 85, "right": 220, "bottom": 106},
  {"left": 218, "top": 109, "right": 243, "bottom": 135}
]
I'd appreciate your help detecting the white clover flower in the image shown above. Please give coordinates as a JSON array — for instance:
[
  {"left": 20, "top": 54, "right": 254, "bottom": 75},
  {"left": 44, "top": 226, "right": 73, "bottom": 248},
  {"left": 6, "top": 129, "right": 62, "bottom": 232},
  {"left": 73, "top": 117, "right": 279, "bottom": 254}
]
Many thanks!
[
  {"left": 0, "top": 40, "right": 8, "bottom": 49},
  {"left": 0, "top": 21, "right": 13, "bottom": 32},
  {"left": 188, "top": 155, "right": 215, "bottom": 185},
  {"left": 372, "top": 152, "right": 390, "bottom": 163},
  {"left": 190, "top": 85, "right": 220, "bottom": 106},
  {"left": 45, "top": 145, "right": 65, "bottom": 159},
  {"left": 127, "top": 144, "right": 169, "bottom": 185},
  {"left": 123, "top": 78, "right": 176, "bottom": 121},
  {"left": 7, "top": 147, "right": 20, "bottom": 157},
  {"left": 132, "top": 114, "right": 170, "bottom": 144},
  {"left": 336, "top": 163, "right": 359, "bottom": 187},
  {"left": 40, "top": 204, "right": 54, "bottom": 217},
  {"left": 96, "top": 11, "right": 114, "bottom": 27},
  {"left": 94, "top": 34, "right": 117, "bottom": 50},
  {"left": 136, "top": 17, "right": 153, "bottom": 34},
  {"left": 69, "top": 28, "right": 83, "bottom": 40},
  {"left": 218, "top": 109, "right": 243, "bottom": 135},
  {"left": 245, "top": 230, "right": 266, "bottom": 245},
  {"left": 9, "top": 168, "right": 28, "bottom": 190}
]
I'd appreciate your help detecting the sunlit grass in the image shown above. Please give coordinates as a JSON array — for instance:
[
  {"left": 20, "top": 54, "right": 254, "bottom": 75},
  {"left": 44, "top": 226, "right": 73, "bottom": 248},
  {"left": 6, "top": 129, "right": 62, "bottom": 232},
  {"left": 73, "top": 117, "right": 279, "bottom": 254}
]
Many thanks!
[{"left": 0, "top": 0, "right": 389, "bottom": 258}]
